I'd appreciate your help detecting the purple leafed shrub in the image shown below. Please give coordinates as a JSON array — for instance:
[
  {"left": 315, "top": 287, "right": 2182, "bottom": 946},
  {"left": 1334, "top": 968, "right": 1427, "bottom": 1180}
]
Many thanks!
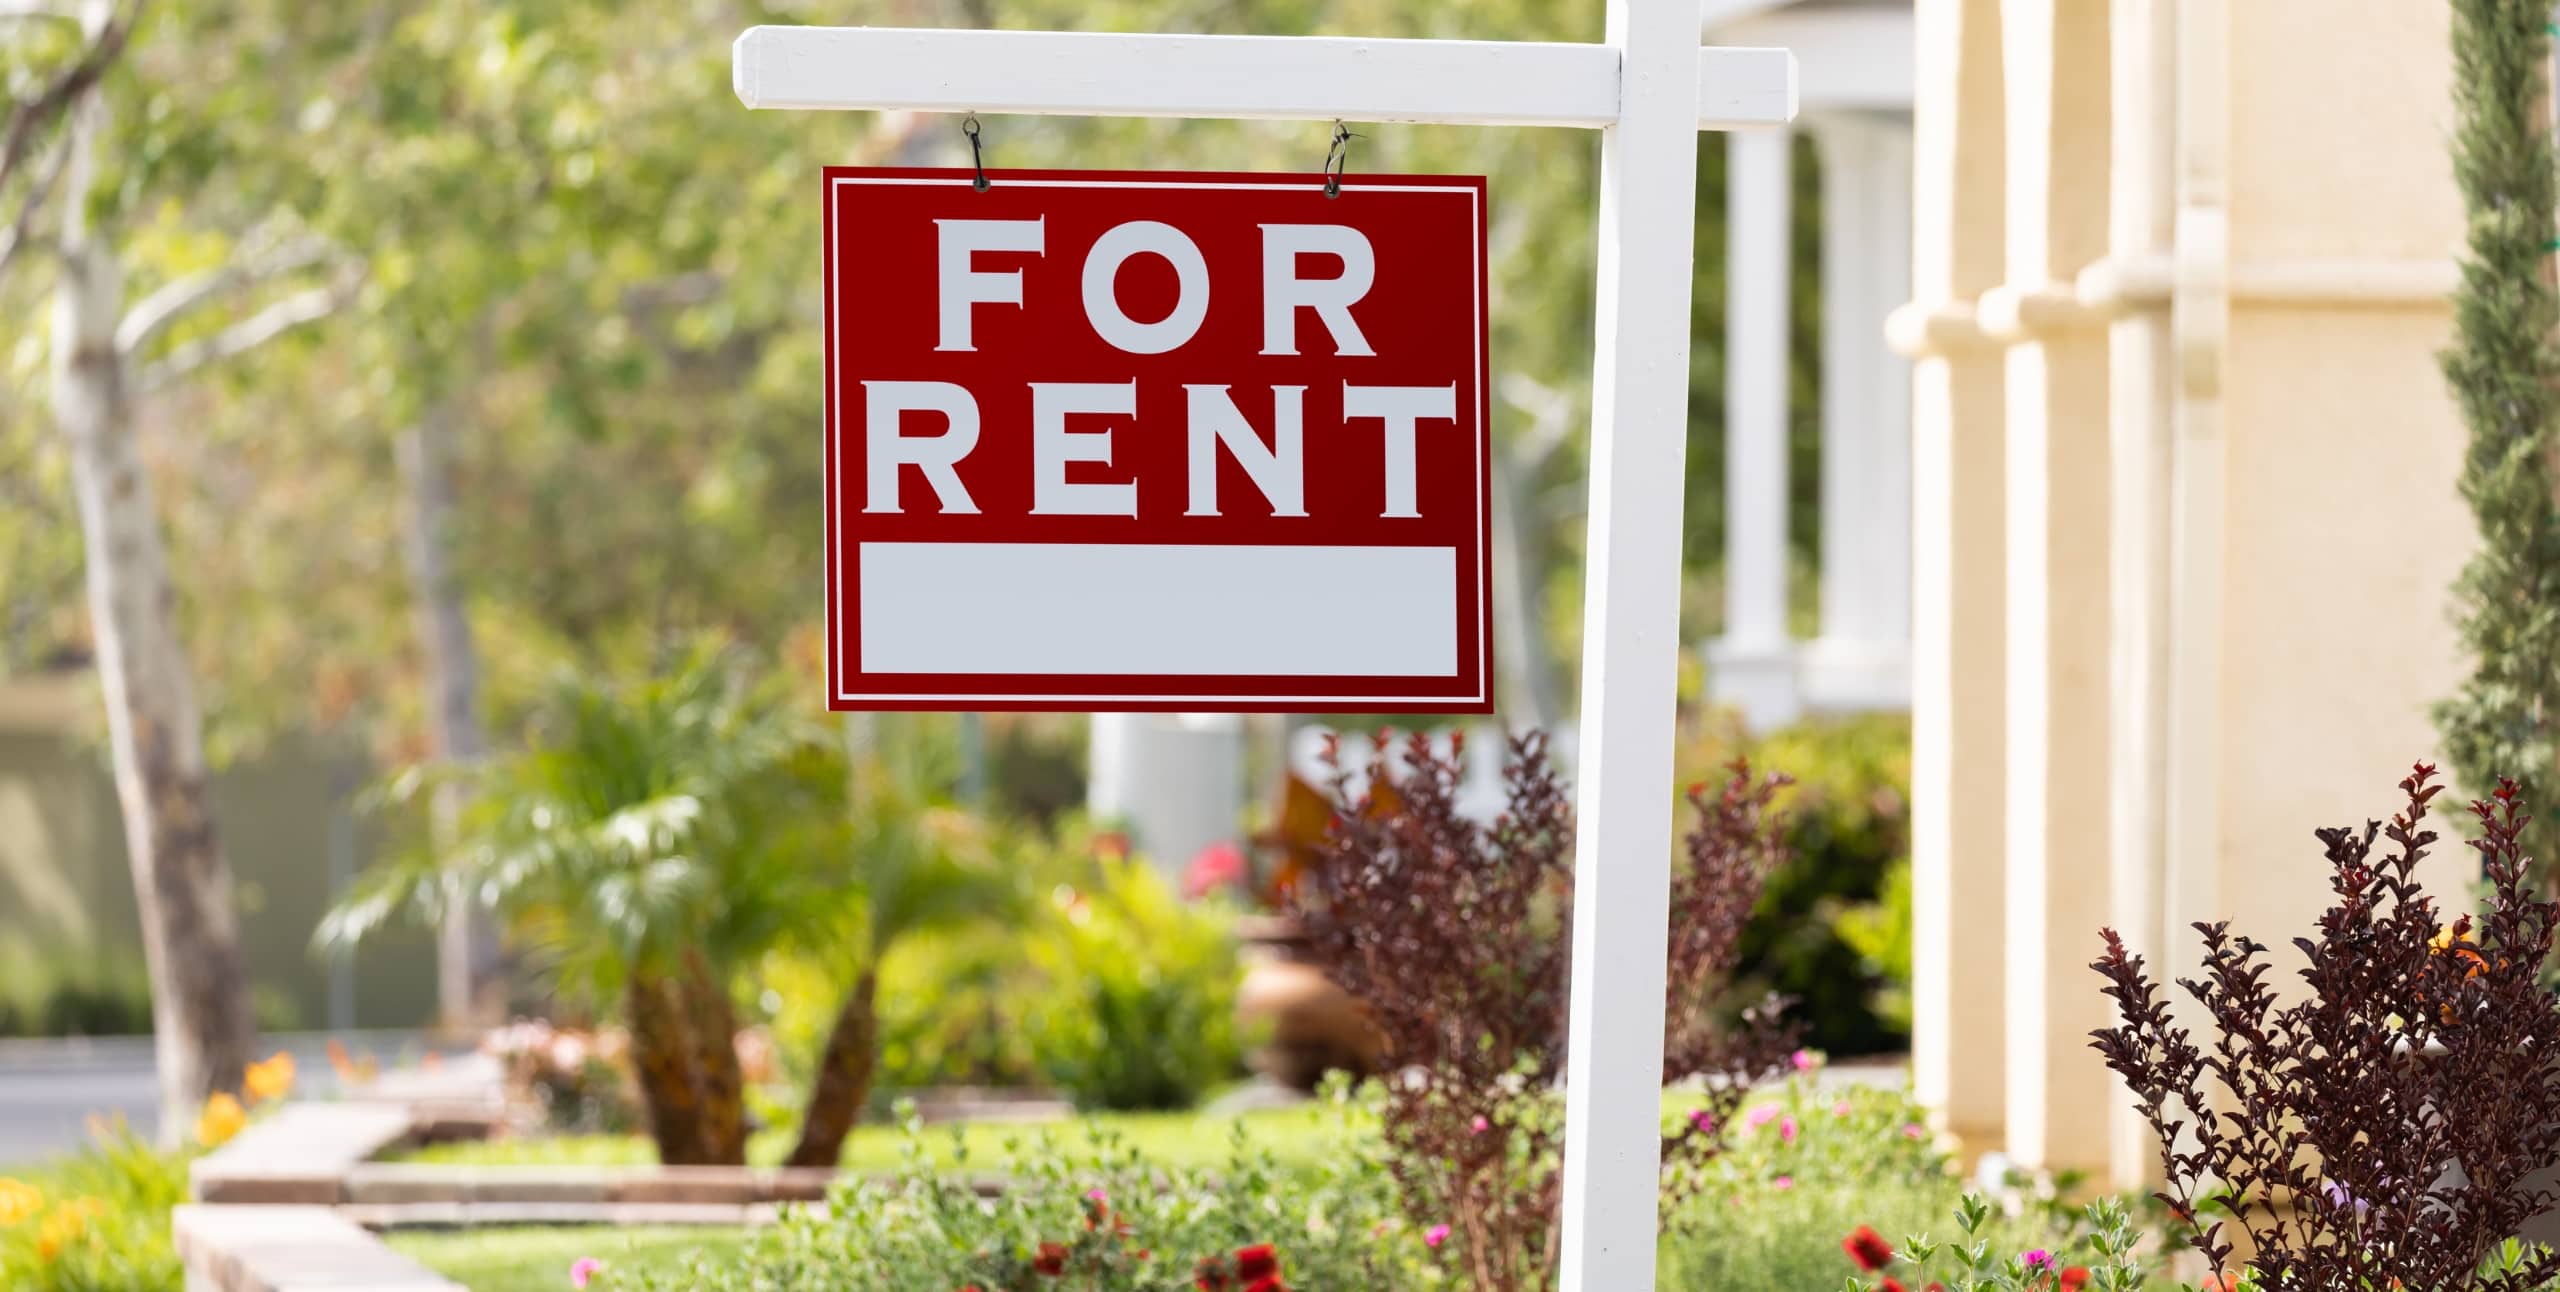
[
  {"left": 2091, "top": 763, "right": 2560, "bottom": 1291},
  {"left": 1295, "top": 729, "right": 1797, "bottom": 1292}
]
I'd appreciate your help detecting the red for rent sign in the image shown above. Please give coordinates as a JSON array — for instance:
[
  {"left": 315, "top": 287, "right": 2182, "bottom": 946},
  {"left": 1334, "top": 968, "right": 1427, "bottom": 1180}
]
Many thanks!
[{"left": 821, "top": 167, "right": 1492, "bottom": 712}]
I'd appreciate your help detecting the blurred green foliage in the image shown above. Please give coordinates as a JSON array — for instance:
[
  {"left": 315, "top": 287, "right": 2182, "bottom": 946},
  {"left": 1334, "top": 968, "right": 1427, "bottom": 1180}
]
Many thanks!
[
  {"left": 0, "top": 948, "right": 155, "bottom": 1039},
  {"left": 1021, "top": 849, "right": 1245, "bottom": 1112},
  {"left": 1, "top": 0, "right": 1834, "bottom": 757},
  {"left": 0, "top": 1120, "right": 189, "bottom": 1291},
  {"left": 1677, "top": 712, "right": 1913, "bottom": 1056},
  {"left": 759, "top": 818, "right": 1247, "bottom": 1113}
]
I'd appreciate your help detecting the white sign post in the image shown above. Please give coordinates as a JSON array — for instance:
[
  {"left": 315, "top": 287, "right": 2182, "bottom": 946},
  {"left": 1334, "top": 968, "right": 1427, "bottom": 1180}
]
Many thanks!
[{"left": 734, "top": 12, "right": 1796, "bottom": 1289}]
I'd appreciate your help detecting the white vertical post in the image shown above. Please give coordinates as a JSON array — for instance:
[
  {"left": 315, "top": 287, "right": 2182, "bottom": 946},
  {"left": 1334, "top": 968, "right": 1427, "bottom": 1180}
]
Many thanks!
[
  {"left": 1804, "top": 113, "right": 1916, "bottom": 712},
  {"left": 1706, "top": 122, "right": 1801, "bottom": 730},
  {"left": 1557, "top": 2, "right": 1704, "bottom": 1288},
  {"left": 1087, "top": 712, "right": 1245, "bottom": 875}
]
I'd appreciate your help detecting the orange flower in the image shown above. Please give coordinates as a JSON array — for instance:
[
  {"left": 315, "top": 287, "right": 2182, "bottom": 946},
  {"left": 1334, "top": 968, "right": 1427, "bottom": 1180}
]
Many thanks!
[
  {"left": 196, "top": 1092, "right": 248, "bottom": 1148},
  {"left": 243, "top": 1051, "right": 296, "bottom": 1103}
]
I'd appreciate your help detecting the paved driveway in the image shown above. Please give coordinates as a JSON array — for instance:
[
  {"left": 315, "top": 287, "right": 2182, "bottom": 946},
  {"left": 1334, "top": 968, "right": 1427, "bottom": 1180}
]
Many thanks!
[{"left": 0, "top": 1031, "right": 465, "bottom": 1164}]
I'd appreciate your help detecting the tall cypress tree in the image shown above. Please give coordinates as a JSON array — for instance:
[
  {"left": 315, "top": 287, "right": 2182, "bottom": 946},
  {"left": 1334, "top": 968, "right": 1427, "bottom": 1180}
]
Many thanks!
[{"left": 2441, "top": 0, "right": 2560, "bottom": 874}]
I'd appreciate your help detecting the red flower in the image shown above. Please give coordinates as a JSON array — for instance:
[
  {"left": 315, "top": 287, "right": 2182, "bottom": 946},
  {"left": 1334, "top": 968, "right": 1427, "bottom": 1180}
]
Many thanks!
[
  {"left": 1196, "top": 1255, "right": 1233, "bottom": 1291},
  {"left": 1183, "top": 842, "right": 1250, "bottom": 900},
  {"left": 1843, "top": 1225, "right": 1894, "bottom": 1272},
  {"left": 1245, "top": 1278, "right": 1288, "bottom": 1292},
  {"left": 1235, "top": 1245, "right": 1280, "bottom": 1280},
  {"left": 1882, "top": 1280, "right": 1908, "bottom": 1292},
  {"left": 1032, "top": 1242, "right": 1068, "bottom": 1276},
  {"left": 2060, "top": 1268, "right": 2091, "bottom": 1290}
]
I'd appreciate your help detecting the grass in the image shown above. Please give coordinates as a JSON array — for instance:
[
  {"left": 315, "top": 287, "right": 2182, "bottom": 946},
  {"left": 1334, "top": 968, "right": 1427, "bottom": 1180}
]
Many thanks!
[
  {"left": 386, "top": 1225, "right": 751, "bottom": 1292},
  {"left": 393, "top": 1101, "right": 1370, "bottom": 1173}
]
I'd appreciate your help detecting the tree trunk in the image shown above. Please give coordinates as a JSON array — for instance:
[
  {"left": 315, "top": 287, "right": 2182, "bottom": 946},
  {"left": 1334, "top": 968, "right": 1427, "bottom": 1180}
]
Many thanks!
[
  {"left": 785, "top": 966, "right": 879, "bottom": 1169},
  {"left": 51, "top": 94, "right": 255, "bottom": 1142},
  {"left": 679, "top": 950, "right": 748, "bottom": 1166},
  {"left": 625, "top": 971, "right": 711, "bottom": 1165},
  {"left": 396, "top": 399, "right": 502, "bottom": 1036}
]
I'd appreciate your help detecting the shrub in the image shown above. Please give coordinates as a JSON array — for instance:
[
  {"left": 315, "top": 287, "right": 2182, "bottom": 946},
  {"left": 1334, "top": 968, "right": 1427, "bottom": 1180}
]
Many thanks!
[
  {"left": 1659, "top": 1073, "right": 1982, "bottom": 1289},
  {"left": 1296, "top": 730, "right": 1796, "bottom": 1292},
  {"left": 0, "top": 1120, "right": 188, "bottom": 1292},
  {"left": 618, "top": 1104, "right": 1436, "bottom": 1292},
  {"left": 2091, "top": 764, "right": 2560, "bottom": 1291},
  {"left": 1677, "top": 713, "right": 1914, "bottom": 1053},
  {"left": 1023, "top": 850, "right": 1244, "bottom": 1111},
  {"left": 480, "top": 1018, "right": 644, "bottom": 1135},
  {"left": 761, "top": 931, "right": 1043, "bottom": 1102},
  {"left": 1843, "top": 1194, "right": 2154, "bottom": 1292},
  {"left": 0, "top": 946, "right": 154, "bottom": 1039},
  {"left": 870, "top": 930, "right": 1042, "bottom": 1094}
]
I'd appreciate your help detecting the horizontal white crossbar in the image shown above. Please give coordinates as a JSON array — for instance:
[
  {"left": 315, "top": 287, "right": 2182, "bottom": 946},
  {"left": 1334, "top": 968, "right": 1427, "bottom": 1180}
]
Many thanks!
[{"left": 733, "top": 26, "right": 1796, "bottom": 130}]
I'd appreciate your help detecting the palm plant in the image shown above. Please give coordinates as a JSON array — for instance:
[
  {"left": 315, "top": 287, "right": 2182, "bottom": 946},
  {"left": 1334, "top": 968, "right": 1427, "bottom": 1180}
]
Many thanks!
[
  {"left": 323, "top": 653, "right": 1024, "bottom": 1168},
  {"left": 782, "top": 747, "right": 1025, "bottom": 1167},
  {"left": 319, "top": 649, "right": 815, "bottom": 1165}
]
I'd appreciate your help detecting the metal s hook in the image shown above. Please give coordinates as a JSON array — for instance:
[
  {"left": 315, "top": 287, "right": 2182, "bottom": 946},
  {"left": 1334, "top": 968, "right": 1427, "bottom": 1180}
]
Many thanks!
[
  {"left": 1323, "top": 120, "right": 1358, "bottom": 199},
  {"left": 963, "top": 114, "right": 990, "bottom": 191}
]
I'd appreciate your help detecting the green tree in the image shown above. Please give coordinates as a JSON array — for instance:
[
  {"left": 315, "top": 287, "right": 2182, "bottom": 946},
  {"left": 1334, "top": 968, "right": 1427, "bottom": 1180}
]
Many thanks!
[
  {"left": 4, "top": 0, "right": 363, "bottom": 1134},
  {"left": 2439, "top": 0, "right": 2560, "bottom": 872}
]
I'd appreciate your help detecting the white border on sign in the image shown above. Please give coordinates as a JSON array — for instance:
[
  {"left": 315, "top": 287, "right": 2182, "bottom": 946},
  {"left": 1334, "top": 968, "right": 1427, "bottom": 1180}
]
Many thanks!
[{"left": 826, "top": 174, "right": 1490, "bottom": 708}]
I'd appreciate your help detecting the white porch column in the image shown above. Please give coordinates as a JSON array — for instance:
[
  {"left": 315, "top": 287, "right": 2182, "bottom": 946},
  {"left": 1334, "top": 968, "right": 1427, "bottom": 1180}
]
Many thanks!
[
  {"left": 1991, "top": 0, "right": 2114, "bottom": 1176},
  {"left": 1707, "top": 124, "right": 1803, "bottom": 731},
  {"left": 1087, "top": 713, "right": 1245, "bottom": 874},
  {"left": 1901, "top": 0, "right": 2008, "bottom": 1156},
  {"left": 1803, "top": 112, "right": 1917, "bottom": 713}
]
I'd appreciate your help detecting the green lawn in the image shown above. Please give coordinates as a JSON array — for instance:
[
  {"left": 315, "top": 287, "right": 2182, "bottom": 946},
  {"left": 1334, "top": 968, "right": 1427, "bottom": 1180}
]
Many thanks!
[
  {"left": 386, "top": 1226, "right": 750, "bottom": 1292},
  {"left": 393, "top": 1101, "right": 1370, "bottom": 1173}
]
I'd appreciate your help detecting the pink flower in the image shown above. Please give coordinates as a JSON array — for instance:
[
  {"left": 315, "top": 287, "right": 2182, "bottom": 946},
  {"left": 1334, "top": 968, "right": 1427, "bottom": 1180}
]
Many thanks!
[
  {"left": 1778, "top": 1115, "right": 1799, "bottom": 1144},
  {"left": 1181, "top": 842, "right": 1249, "bottom": 900},
  {"left": 1791, "top": 1049, "right": 1819, "bottom": 1072},
  {"left": 1087, "top": 1188, "right": 1108, "bottom": 1202},
  {"left": 1424, "top": 1224, "right": 1451, "bottom": 1249},
  {"left": 2023, "top": 1249, "right": 2054, "bottom": 1271},
  {"left": 1901, "top": 1122, "right": 1926, "bottom": 1140},
  {"left": 1470, "top": 1116, "right": 1490, "bottom": 1135},
  {"left": 1832, "top": 1100, "right": 1853, "bottom": 1117},
  {"left": 1772, "top": 1175, "right": 1795, "bottom": 1192},
  {"left": 1687, "top": 1109, "right": 1714, "bottom": 1134},
  {"left": 570, "top": 1257, "right": 602, "bottom": 1289},
  {"left": 1746, "top": 1104, "right": 1781, "bottom": 1129}
]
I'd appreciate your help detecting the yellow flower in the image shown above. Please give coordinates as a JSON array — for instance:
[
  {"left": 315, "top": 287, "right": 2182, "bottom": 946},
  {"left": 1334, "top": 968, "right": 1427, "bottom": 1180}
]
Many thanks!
[
  {"left": 34, "top": 1197, "right": 103, "bottom": 1260},
  {"left": 243, "top": 1051, "right": 296, "bottom": 1103},
  {"left": 0, "top": 1178, "right": 41, "bottom": 1228},
  {"left": 196, "top": 1092, "right": 247, "bottom": 1148}
]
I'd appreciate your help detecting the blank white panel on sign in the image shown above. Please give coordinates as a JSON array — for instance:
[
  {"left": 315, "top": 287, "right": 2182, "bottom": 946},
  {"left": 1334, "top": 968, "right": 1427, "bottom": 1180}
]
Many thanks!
[{"left": 858, "top": 542, "right": 1457, "bottom": 677}]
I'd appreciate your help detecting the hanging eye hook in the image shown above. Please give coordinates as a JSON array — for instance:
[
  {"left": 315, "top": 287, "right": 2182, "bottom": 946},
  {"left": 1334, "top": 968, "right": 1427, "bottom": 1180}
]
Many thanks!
[
  {"left": 1323, "top": 121, "right": 1359, "bottom": 199},
  {"left": 963, "top": 114, "right": 990, "bottom": 192}
]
